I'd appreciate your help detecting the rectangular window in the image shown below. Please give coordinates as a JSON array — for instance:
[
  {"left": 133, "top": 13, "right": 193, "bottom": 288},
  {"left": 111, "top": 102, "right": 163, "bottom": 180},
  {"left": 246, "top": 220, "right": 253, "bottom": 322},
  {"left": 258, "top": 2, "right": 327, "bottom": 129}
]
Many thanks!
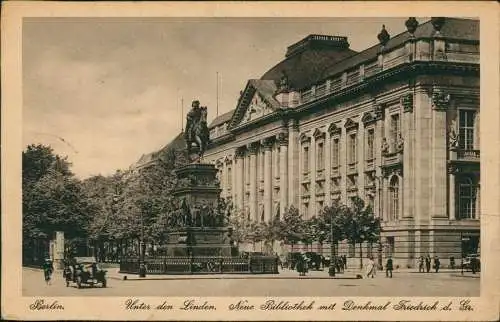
[
  {"left": 227, "top": 167, "right": 232, "bottom": 188},
  {"left": 332, "top": 138, "right": 340, "bottom": 168},
  {"left": 366, "top": 129, "right": 375, "bottom": 160},
  {"left": 459, "top": 110, "right": 475, "bottom": 150},
  {"left": 303, "top": 146, "right": 309, "bottom": 172},
  {"left": 246, "top": 155, "right": 251, "bottom": 183},
  {"left": 390, "top": 114, "right": 401, "bottom": 150},
  {"left": 348, "top": 133, "right": 357, "bottom": 164},
  {"left": 317, "top": 142, "right": 324, "bottom": 170}
]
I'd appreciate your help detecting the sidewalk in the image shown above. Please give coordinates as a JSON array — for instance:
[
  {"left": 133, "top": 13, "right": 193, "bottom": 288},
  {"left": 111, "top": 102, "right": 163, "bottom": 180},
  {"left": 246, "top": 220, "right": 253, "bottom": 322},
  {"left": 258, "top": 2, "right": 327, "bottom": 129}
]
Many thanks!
[{"left": 107, "top": 268, "right": 361, "bottom": 281}]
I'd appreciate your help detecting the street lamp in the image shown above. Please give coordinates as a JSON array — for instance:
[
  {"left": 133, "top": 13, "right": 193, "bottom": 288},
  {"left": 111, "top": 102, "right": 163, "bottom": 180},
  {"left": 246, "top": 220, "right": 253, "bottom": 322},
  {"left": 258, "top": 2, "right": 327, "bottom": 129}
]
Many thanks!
[
  {"left": 139, "top": 211, "right": 146, "bottom": 278},
  {"left": 329, "top": 211, "right": 336, "bottom": 277}
]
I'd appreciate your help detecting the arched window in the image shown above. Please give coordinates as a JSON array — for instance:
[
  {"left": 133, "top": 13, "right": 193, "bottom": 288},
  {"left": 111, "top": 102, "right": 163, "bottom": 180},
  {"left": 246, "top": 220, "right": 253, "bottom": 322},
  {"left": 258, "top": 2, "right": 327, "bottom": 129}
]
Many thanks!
[
  {"left": 458, "top": 177, "right": 477, "bottom": 219},
  {"left": 388, "top": 176, "right": 399, "bottom": 221}
]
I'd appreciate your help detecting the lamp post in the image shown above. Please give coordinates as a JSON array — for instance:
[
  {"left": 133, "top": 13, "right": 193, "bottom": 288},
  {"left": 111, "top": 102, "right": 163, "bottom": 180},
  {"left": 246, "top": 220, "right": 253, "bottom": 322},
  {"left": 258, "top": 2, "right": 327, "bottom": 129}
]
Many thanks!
[
  {"left": 139, "top": 211, "right": 146, "bottom": 278},
  {"left": 328, "top": 208, "right": 336, "bottom": 277}
]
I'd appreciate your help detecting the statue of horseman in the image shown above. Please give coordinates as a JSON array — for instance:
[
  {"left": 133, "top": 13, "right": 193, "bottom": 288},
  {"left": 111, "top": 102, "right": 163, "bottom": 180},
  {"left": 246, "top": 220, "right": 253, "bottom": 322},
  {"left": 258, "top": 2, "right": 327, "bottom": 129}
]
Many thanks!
[{"left": 185, "top": 100, "right": 210, "bottom": 160}]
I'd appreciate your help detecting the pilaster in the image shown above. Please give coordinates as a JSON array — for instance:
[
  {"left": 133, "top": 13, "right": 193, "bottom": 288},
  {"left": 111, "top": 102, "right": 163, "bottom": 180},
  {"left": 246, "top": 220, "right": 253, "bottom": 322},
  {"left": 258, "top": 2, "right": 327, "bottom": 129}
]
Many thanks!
[
  {"left": 402, "top": 92, "right": 414, "bottom": 218},
  {"left": 235, "top": 147, "right": 246, "bottom": 212},
  {"left": 414, "top": 88, "right": 433, "bottom": 223},
  {"left": 431, "top": 90, "right": 450, "bottom": 218}
]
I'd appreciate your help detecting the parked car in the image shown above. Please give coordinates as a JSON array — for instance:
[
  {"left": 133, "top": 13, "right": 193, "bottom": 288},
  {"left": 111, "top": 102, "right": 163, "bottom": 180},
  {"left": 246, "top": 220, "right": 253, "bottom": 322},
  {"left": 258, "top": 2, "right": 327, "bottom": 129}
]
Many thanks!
[
  {"left": 64, "top": 257, "right": 107, "bottom": 288},
  {"left": 462, "top": 254, "right": 480, "bottom": 272}
]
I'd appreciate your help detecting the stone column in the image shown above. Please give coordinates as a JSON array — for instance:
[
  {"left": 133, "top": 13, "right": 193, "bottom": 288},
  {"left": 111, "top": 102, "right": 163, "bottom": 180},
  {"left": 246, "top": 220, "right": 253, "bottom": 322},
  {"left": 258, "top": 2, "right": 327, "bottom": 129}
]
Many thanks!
[
  {"left": 231, "top": 156, "right": 237, "bottom": 202},
  {"left": 357, "top": 120, "right": 365, "bottom": 199},
  {"left": 235, "top": 147, "right": 246, "bottom": 212},
  {"left": 324, "top": 130, "right": 332, "bottom": 205},
  {"left": 278, "top": 132, "right": 289, "bottom": 217},
  {"left": 340, "top": 120, "right": 347, "bottom": 203},
  {"left": 431, "top": 90, "right": 449, "bottom": 218},
  {"left": 263, "top": 138, "right": 274, "bottom": 222},
  {"left": 248, "top": 142, "right": 259, "bottom": 221},
  {"left": 310, "top": 134, "right": 316, "bottom": 218},
  {"left": 288, "top": 119, "right": 300, "bottom": 207}
]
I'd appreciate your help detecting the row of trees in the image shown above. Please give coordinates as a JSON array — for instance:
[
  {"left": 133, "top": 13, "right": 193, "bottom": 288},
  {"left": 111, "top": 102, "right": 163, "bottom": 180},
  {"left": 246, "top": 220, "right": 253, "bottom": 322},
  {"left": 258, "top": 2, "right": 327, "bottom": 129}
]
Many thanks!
[
  {"left": 22, "top": 143, "right": 188, "bottom": 261},
  {"left": 229, "top": 198, "right": 381, "bottom": 268},
  {"left": 23, "top": 143, "right": 381, "bottom": 267}
]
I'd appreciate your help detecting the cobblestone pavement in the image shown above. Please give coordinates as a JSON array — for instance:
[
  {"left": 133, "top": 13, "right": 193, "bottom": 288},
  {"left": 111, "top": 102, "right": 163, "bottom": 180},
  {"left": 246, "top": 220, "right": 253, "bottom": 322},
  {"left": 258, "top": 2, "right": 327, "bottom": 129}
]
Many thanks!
[{"left": 23, "top": 267, "right": 479, "bottom": 297}]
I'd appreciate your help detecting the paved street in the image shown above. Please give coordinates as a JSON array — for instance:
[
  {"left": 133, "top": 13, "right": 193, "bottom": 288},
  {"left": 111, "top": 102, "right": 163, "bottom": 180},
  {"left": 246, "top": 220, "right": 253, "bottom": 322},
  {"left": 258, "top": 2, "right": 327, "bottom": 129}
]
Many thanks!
[{"left": 23, "top": 267, "right": 479, "bottom": 297}]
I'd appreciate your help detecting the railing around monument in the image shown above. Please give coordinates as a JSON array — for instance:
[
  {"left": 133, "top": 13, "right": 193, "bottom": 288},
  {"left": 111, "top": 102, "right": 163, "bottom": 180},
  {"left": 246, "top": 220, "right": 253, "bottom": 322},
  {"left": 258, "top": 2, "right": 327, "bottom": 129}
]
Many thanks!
[{"left": 119, "top": 255, "right": 279, "bottom": 275}]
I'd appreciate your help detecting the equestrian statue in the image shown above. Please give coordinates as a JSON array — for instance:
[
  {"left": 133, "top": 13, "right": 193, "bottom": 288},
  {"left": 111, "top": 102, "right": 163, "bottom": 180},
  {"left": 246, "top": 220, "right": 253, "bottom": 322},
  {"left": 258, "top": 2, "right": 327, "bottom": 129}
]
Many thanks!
[{"left": 185, "top": 100, "right": 210, "bottom": 161}]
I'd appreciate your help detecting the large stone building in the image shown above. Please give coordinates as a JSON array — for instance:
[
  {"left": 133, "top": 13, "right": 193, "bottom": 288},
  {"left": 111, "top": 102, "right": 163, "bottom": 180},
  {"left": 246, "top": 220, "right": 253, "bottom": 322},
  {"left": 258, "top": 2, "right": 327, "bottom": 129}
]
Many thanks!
[{"left": 203, "top": 17, "right": 480, "bottom": 268}]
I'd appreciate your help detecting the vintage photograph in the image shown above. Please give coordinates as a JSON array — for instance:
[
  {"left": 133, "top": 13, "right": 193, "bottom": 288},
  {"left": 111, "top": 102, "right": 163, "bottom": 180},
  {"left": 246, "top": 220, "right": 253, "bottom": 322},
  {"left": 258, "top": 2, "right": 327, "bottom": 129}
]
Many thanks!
[{"left": 21, "top": 15, "right": 481, "bottom": 299}]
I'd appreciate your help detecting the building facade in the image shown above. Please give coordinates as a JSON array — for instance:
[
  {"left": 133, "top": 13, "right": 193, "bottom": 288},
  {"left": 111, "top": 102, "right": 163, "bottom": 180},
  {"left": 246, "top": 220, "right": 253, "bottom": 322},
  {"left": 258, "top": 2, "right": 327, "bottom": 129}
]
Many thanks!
[{"left": 204, "top": 18, "right": 480, "bottom": 268}]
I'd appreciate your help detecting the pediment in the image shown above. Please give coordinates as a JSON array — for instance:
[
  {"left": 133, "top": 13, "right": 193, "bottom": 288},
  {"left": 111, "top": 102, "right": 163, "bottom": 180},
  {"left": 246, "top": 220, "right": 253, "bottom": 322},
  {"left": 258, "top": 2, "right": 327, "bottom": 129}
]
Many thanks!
[
  {"left": 313, "top": 128, "right": 325, "bottom": 140},
  {"left": 328, "top": 123, "right": 342, "bottom": 135},
  {"left": 361, "top": 111, "right": 376, "bottom": 125},
  {"left": 299, "top": 133, "right": 311, "bottom": 144},
  {"left": 344, "top": 118, "right": 359, "bottom": 131},
  {"left": 227, "top": 80, "right": 280, "bottom": 130}
]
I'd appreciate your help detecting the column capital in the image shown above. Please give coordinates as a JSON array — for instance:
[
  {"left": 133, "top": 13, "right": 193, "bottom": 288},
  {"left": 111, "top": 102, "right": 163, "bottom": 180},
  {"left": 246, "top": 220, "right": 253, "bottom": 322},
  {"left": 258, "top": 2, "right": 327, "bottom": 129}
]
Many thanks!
[
  {"left": 262, "top": 137, "right": 275, "bottom": 150},
  {"left": 431, "top": 91, "right": 451, "bottom": 110},
  {"left": 248, "top": 142, "right": 260, "bottom": 154},
  {"left": 400, "top": 93, "right": 414, "bottom": 113},
  {"left": 277, "top": 132, "right": 289, "bottom": 146},
  {"left": 235, "top": 146, "right": 246, "bottom": 158}
]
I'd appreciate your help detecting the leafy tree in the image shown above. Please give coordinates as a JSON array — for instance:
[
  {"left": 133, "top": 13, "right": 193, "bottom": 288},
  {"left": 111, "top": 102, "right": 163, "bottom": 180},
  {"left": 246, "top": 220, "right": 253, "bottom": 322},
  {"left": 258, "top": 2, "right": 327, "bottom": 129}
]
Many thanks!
[
  {"left": 22, "top": 144, "right": 93, "bottom": 262},
  {"left": 280, "top": 206, "right": 305, "bottom": 252},
  {"left": 344, "top": 196, "right": 380, "bottom": 269}
]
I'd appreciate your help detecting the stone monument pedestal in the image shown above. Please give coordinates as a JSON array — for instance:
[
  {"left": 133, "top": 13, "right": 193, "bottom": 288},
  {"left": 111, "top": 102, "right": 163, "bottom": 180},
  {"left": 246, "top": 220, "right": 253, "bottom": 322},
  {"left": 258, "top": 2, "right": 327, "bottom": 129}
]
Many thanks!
[{"left": 166, "top": 227, "right": 233, "bottom": 257}]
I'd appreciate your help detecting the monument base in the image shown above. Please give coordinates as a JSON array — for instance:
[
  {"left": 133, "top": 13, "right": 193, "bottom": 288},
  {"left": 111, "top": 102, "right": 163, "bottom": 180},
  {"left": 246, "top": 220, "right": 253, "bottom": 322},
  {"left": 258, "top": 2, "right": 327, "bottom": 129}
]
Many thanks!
[{"left": 166, "top": 227, "right": 233, "bottom": 257}]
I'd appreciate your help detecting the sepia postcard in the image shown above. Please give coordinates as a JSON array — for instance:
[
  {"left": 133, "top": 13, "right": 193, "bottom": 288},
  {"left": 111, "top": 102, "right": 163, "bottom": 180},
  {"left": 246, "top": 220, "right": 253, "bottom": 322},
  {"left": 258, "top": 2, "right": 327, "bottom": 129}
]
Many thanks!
[{"left": 2, "top": 1, "right": 499, "bottom": 321}]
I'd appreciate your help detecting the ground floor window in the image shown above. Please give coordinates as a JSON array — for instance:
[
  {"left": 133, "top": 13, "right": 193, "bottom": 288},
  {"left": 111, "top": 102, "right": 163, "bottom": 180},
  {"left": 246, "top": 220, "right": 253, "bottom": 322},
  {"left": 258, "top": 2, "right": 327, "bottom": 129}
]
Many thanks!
[{"left": 457, "top": 176, "right": 478, "bottom": 219}]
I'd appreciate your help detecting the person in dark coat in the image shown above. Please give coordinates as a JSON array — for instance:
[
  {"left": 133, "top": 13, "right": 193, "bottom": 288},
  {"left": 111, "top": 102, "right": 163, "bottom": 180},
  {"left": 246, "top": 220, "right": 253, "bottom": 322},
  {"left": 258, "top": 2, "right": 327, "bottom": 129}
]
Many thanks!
[
  {"left": 425, "top": 255, "right": 431, "bottom": 273},
  {"left": 434, "top": 256, "right": 441, "bottom": 273},
  {"left": 42, "top": 258, "right": 54, "bottom": 285},
  {"left": 296, "top": 253, "right": 308, "bottom": 276},
  {"left": 385, "top": 257, "right": 393, "bottom": 278}
]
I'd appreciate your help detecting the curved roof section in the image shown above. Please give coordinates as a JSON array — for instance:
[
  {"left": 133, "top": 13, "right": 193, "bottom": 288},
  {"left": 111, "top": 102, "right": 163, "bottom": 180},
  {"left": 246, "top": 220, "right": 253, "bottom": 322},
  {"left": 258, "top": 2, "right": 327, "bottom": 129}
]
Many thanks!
[
  {"left": 261, "top": 35, "right": 357, "bottom": 90},
  {"left": 260, "top": 18, "right": 478, "bottom": 92}
]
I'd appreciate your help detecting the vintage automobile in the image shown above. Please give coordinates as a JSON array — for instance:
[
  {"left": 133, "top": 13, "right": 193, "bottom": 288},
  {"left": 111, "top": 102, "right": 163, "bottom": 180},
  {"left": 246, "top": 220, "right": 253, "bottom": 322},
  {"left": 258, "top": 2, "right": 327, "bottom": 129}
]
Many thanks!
[
  {"left": 63, "top": 257, "right": 107, "bottom": 288},
  {"left": 462, "top": 253, "right": 481, "bottom": 272}
]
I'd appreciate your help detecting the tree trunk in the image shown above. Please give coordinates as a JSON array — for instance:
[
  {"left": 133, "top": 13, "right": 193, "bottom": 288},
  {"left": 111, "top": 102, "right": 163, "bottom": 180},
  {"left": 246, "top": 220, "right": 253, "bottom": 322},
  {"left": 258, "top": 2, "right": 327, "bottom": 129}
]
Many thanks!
[{"left": 359, "top": 242, "right": 363, "bottom": 269}]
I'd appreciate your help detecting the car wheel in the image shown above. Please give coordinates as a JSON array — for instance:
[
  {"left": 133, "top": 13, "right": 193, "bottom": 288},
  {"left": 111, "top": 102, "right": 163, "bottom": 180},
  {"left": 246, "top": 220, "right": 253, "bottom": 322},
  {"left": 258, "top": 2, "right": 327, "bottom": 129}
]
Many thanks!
[{"left": 76, "top": 276, "right": 82, "bottom": 289}]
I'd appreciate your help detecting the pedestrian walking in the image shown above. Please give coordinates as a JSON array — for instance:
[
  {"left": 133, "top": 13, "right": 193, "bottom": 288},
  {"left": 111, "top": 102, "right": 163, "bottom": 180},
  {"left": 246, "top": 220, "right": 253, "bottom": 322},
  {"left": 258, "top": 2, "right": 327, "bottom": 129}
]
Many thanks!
[
  {"left": 434, "top": 256, "right": 441, "bottom": 273},
  {"left": 425, "top": 255, "right": 431, "bottom": 273},
  {"left": 385, "top": 257, "right": 393, "bottom": 278},
  {"left": 418, "top": 256, "right": 424, "bottom": 273},
  {"left": 343, "top": 255, "right": 347, "bottom": 270},
  {"left": 365, "top": 256, "right": 376, "bottom": 278},
  {"left": 296, "top": 253, "right": 308, "bottom": 276},
  {"left": 42, "top": 258, "right": 54, "bottom": 285}
]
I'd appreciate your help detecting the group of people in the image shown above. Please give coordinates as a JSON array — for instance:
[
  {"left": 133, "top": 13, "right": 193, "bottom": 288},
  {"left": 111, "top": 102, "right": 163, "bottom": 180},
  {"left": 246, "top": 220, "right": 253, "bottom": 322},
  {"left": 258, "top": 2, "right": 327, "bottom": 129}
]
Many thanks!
[{"left": 418, "top": 255, "right": 441, "bottom": 273}]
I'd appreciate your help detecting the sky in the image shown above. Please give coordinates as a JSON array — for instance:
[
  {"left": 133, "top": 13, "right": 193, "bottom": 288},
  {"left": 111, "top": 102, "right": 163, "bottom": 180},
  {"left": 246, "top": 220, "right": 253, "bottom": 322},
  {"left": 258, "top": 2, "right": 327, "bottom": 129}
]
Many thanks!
[{"left": 23, "top": 17, "right": 426, "bottom": 179}]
